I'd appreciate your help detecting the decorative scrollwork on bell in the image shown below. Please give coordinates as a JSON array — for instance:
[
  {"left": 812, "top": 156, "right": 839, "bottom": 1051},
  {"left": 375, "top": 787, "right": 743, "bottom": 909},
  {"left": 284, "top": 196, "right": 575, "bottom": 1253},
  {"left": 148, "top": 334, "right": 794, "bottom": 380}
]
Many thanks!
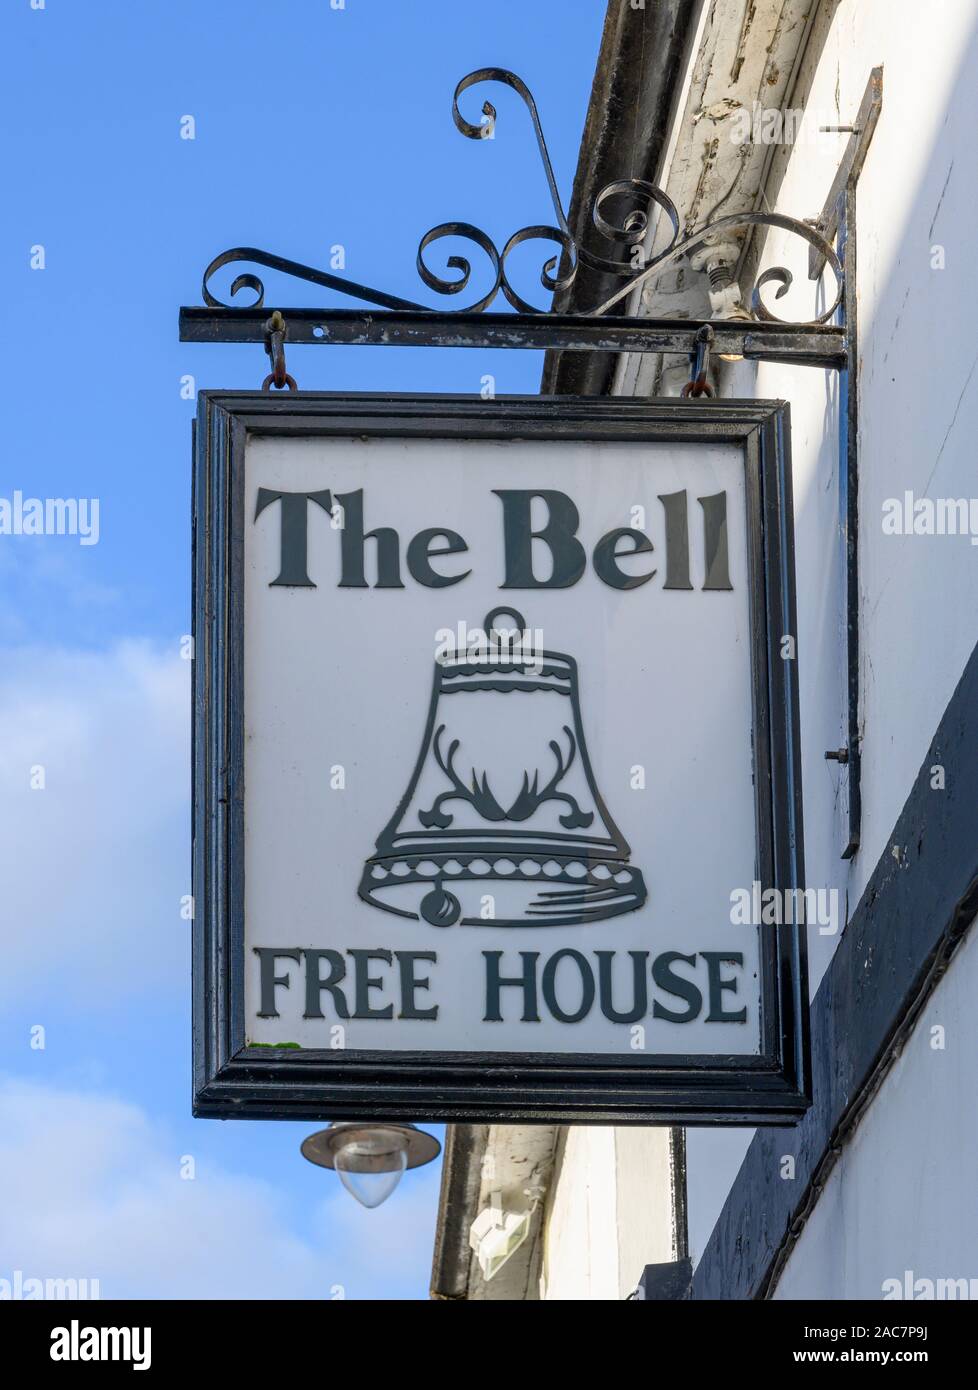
[{"left": 358, "top": 610, "right": 647, "bottom": 928}]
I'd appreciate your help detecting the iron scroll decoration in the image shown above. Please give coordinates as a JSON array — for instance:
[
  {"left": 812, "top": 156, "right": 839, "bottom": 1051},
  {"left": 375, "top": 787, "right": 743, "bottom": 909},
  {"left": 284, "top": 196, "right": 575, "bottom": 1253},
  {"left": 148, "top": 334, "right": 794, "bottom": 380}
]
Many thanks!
[{"left": 200, "top": 67, "right": 844, "bottom": 326}]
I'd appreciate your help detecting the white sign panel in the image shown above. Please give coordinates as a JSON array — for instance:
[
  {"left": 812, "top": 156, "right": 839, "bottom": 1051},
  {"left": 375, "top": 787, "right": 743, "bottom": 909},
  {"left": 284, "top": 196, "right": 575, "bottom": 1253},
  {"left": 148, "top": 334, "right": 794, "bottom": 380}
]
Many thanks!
[{"left": 194, "top": 395, "right": 810, "bottom": 1123}]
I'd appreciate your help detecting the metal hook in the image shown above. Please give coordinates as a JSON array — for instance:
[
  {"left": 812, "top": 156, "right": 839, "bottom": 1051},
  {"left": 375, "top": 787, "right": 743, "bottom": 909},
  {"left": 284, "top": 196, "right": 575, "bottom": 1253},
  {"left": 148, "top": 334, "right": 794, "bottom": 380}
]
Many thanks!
[
  {"left": 680, "top": 323, "right": 715, "bottom": 398},
  {"left": 262, "top": 310, "right": 298, "bottom": 391}
]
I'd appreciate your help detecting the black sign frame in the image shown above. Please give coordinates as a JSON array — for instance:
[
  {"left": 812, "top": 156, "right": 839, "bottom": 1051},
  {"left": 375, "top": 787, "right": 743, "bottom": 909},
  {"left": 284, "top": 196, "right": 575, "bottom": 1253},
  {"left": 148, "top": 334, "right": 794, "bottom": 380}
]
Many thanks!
[{"left": 193, "top": 392, "right": 810, "bottom": 1124}]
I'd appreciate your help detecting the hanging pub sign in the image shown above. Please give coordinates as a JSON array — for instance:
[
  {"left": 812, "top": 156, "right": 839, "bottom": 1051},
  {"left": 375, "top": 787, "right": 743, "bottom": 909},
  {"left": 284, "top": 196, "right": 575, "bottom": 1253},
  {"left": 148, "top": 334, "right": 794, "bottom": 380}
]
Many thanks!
[{"left": 192, "top": 393, "right": 810, "bottom": 1124}]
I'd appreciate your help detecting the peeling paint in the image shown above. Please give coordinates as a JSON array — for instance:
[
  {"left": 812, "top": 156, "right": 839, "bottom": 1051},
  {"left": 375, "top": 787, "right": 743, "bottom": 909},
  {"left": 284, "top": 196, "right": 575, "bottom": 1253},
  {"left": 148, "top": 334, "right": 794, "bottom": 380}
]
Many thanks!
[
  {"left": 615, "top": 0, "right": 826, "bottom": 377},
  {"left": 730, "top": 1, "right": 758, "bottom": 84},
  {"left": 695, "top": 97, "right": 744, "bottom": 123}
]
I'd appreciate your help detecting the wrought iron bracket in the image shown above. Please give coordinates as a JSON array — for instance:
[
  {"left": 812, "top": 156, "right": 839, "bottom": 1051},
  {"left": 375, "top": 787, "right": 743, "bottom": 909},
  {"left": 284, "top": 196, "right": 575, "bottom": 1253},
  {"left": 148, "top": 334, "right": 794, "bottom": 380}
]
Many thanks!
[
  {"left": 178, "top": 65, "right": 882, "bottom": 858},
  {"left": 179, "top": 67, "right": 847, "bottom": 362},
  {"left": 179, "top": 305, "right": 846, "bottom": 368}
]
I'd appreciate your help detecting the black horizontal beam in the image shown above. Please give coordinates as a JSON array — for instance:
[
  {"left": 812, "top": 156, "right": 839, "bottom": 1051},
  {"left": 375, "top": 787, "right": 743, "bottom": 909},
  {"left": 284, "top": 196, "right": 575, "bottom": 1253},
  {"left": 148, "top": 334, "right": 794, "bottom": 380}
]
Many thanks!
[{"left": 179, "top": 307, "right": 847, "bottom": 370}]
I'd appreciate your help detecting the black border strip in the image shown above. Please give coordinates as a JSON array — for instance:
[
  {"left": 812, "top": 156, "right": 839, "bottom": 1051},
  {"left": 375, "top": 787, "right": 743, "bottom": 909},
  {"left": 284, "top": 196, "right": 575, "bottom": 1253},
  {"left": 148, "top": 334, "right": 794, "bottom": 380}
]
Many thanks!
[
  {"left": 692, "top": 636, "right": 978, "bottom": 1297},
  {"left": 192, "top": 392, "right": 810, "bottom": 1123}
]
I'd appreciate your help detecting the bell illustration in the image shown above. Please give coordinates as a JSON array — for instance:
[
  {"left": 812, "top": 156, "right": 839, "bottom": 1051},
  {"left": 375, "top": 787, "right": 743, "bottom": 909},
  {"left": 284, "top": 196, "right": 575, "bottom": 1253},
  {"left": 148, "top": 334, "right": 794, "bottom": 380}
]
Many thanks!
[{"left": 357, "top": 609, "right": 648, "bottom": 928}]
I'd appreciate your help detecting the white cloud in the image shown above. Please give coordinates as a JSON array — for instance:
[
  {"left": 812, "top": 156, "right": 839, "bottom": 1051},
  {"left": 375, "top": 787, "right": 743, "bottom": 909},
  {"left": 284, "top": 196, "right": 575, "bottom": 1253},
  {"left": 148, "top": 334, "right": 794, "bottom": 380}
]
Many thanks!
[
  {"left": 0, "top": 1077, "right": 439, "bottom": 1299},
  {"left": 0, "top": 644, "right": 441, "bottom": 1298},
  {"left": 0, "top": 640, "right": 189, "bottom": 1002}
]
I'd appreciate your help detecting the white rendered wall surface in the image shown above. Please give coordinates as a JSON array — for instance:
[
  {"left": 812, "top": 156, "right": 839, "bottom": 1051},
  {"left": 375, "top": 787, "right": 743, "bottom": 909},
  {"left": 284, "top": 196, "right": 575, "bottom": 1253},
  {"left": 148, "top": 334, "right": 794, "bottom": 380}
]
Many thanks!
[
  {"left": 773, "top": 920, "right": 978, "bottom": 1299},
  {"left": 540, "top": 1127, "right": 675, "bottom": 1300},
  {"left": 683, "top": 0, "right": 978, "bottom": 1273}
]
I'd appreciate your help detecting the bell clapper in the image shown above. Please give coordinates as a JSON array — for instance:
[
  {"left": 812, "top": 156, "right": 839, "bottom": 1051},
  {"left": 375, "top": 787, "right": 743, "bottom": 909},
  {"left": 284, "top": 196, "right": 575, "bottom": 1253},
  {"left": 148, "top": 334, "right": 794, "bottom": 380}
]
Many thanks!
[{"left": 419, "top": 879, "right": 462, "bottom": 927}]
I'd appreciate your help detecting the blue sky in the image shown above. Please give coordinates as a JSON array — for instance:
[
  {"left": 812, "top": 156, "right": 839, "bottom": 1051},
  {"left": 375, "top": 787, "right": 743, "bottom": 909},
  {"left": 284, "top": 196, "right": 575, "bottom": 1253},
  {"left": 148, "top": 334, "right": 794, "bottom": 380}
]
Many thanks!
[{"left": 0, "top": 0, "right": 605, "bottom": 1299}]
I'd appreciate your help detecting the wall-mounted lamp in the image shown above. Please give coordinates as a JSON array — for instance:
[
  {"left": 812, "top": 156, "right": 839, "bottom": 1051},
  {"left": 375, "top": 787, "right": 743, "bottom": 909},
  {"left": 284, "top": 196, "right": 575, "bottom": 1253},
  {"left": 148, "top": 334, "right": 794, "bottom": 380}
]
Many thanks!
[
  {"left": 469, "top": 1175, "right": 546, "bottom": 1281},
  {"left": 301, "top": 1122, "right": 441, "bottom": 1209},
  {"left": 470, "top": 1197, "right": 534, "bottom": 1281}
]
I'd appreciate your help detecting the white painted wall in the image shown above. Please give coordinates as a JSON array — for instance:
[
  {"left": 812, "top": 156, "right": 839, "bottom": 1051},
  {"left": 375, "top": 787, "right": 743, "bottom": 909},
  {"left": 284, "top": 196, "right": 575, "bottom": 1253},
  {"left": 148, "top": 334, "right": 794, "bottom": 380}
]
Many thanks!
[
  {"left": 774, "top": 919, "right": 978, "bottom": 1299},
  {"left": 540, "top": 1129, "right": 619, "bottom": 1300},
  {"left": 686, "top": 0, "right": 978, "bottom": 1285},
  {"left": 539, "top": 1127, "right": 675, "bottom": 1300}
]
